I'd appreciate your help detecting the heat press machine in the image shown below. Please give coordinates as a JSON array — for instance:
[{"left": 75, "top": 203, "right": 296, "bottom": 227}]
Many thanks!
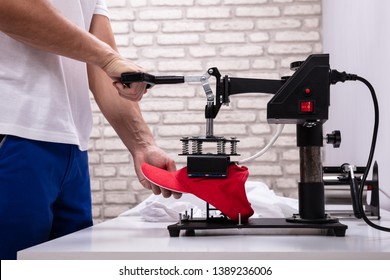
[{"left": 121, "top": 54, "right": 382, "bottom": 237}]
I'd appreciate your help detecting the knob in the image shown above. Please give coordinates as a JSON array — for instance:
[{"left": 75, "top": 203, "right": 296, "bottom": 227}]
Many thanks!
[{"left": 326, "top": 130, "right": 341, "bottom": 148}]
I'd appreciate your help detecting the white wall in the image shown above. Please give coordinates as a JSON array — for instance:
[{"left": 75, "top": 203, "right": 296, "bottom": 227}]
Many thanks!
[{"left": 322, "top": 0, "right": 390, "bottom": 209}]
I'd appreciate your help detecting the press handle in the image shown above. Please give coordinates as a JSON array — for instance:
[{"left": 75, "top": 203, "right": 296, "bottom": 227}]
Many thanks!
[{"left": 120, "top": 72, "right": 184, "bottom": 88}]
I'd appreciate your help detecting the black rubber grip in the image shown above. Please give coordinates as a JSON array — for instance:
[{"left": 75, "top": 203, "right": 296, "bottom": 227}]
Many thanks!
[
  {"left": 154, "top": 75, "right": 185, "bottom": 84},
  {"left": 120, "top": 72, "right": 155, "bottom": 87},
  {"left": 120, "top": 72, "right": 184, "bottom": 88}
]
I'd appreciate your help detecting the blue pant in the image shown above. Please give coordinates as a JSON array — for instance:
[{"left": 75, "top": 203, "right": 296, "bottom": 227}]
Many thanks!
[{"left": 0, "top": 135, "right": 92, "bottom": 259}]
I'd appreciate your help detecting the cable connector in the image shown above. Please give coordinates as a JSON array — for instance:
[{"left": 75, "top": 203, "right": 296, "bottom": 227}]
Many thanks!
[{"left": 330, "top": 69, "right": 358, "bottom": 84}]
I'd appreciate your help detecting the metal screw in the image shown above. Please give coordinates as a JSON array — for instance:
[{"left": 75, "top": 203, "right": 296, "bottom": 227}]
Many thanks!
[{"left": 178, "top": 213, "right": 183, "bottom": 225}]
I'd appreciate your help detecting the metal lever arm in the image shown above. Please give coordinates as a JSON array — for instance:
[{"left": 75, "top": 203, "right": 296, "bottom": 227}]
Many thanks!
[{"left": 227, "top": 77, "right": 284, "bottom": 95}]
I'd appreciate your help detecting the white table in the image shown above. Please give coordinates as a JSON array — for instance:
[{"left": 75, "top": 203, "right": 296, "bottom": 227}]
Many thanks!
[{"left": 18, "top": 213, "right": 390, "bottom": 260}]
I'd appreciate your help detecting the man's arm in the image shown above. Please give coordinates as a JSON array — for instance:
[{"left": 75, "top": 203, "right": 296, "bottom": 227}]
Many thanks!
[
  {"left": 0, "top": 0, "right": 144, "bottom": 100},
  {"left": 87, "top": 14, "right": 181, "bottom": 198}
]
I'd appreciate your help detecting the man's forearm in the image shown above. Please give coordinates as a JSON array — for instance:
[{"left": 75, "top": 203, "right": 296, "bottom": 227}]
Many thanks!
[
  {"left": 87, "top": 14, "right": 154, "bottom": 154},
  {"left": 87, "top": 14, "right": 178, "bottom": 197},
  {"left": 0, "top": 0, "right": 115, "bottom": 68}
]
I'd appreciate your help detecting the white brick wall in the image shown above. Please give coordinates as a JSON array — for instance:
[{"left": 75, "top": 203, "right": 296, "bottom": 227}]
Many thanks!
[{"left": 90, "top": 0, "right": 323, "bottom": 223}]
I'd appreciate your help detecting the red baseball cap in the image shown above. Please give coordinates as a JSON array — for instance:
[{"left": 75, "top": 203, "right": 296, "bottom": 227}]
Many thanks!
[{"left": 141, "top": 163, "right": 254, "bottom": 222}]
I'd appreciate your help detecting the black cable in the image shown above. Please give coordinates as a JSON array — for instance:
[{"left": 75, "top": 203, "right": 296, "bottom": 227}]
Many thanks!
[
  {"left": 354, "top": 76, "right": 390, "bottom": 232},
  {"left": 331, "top": 70, "right": 390, "bottom": 232}
]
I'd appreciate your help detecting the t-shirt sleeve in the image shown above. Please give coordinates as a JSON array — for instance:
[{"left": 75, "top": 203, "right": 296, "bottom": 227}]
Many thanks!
[{"left": 94, "top": 0, "right": 109, "bottom": 18}]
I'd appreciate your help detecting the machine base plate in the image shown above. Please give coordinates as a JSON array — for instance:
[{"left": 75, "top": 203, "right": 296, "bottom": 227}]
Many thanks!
[{"left": 167, "top": 217, "right": 348, "bottom": 237}]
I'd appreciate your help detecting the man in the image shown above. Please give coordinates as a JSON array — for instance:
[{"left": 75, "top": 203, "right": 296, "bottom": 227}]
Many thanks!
[{"left": 0, "top": 0, "right": 180, "bottom": 259}]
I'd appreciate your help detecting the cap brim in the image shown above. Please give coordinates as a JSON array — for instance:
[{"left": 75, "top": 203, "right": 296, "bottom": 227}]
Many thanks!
[{"left": 141, "top": 163, "right": 188, "bottom": 194}]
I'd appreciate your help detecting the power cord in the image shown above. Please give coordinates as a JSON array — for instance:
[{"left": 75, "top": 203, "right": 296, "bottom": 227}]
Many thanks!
[{"left": 330, "top": 69, "right": 390, "bottom": 232}]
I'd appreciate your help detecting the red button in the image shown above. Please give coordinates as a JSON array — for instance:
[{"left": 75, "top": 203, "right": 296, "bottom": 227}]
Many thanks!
[{"left": 300, "top": 101, "right": 314, "bottom": 113}]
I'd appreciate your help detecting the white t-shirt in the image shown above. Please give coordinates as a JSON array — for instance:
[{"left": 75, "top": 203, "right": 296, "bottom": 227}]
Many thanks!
[{"left": 0, "top": 0, "right": 109, "bottom": 151}]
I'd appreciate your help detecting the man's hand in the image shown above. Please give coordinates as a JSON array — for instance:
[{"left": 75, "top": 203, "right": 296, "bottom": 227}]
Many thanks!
[
  {"left": 101, "top": 56, "right": 148, "bottom": 101},
  {"left": 132, "top": 145, "right": 182, "bottom": 199}
]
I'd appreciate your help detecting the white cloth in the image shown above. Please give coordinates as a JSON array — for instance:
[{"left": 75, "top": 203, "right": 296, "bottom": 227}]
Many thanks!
[
  {"left": 121, "top": 181, "right": 298, "bottom": 222},
  {"left": 246, "top": 181, "right": 298, "bottom": 218},
  {"left": 122, "top": 193, "right": 204, "bottom": 222},
  {"left": 0, "top": 0, "right": 109, "bottom": 151},
  {"left": 139, "top": 201, "right": 202, "bottom": 222}
]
